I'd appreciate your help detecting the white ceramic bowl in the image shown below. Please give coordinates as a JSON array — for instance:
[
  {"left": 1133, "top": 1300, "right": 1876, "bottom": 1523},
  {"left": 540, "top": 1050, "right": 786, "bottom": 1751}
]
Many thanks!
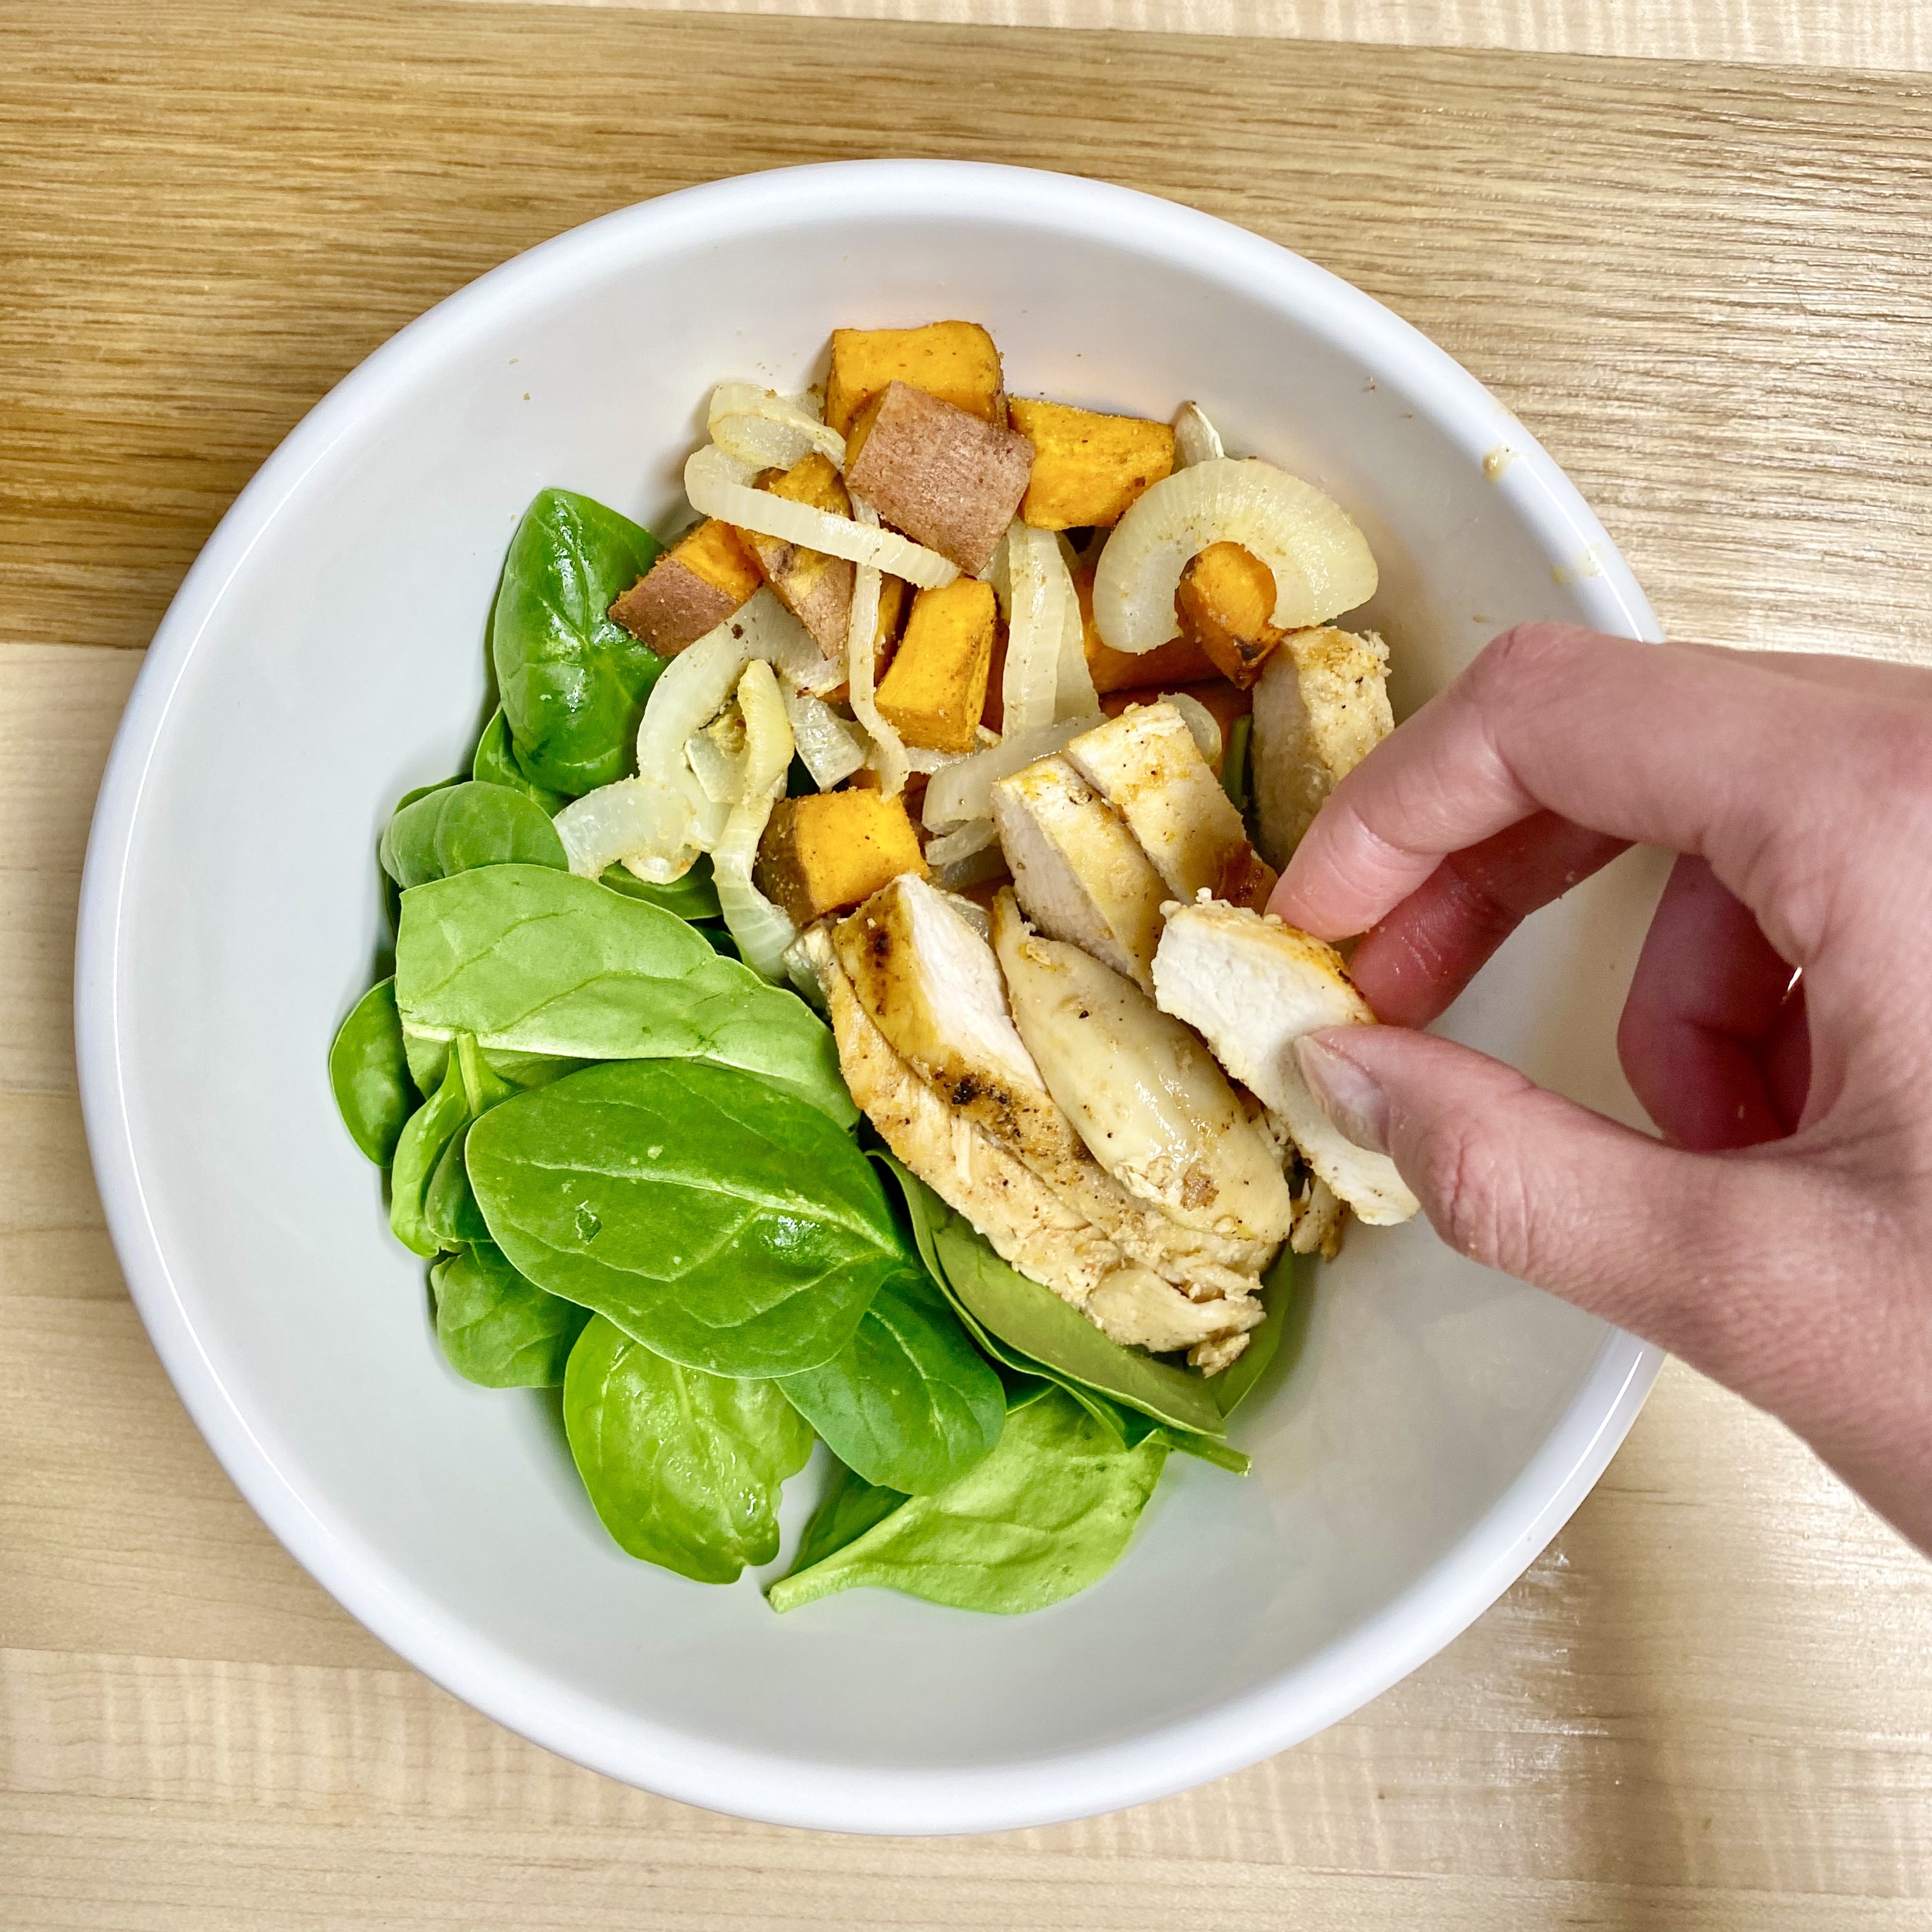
[{"left": 78, "top": 160, "right": 1664, "bottom": 1834}]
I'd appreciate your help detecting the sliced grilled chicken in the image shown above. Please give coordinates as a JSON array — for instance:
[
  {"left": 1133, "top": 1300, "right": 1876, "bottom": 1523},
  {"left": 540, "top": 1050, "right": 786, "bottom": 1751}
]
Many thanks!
[
  {"left": 1086, "top": 1265, "right": 1264, "bottom": 1359},
  {"left": 990, "top": 755, "right": 1168, "bottom": 992},
  {"left": 834, "top": 877, "right": 1277, "bottom": 1294},
  {"left": 992, "top": 889, "right": 1296, "bottom": 1245},
  {"left": 1288, "top": 1167, "right": 1346, "bottom": 1258},
  {"left": 1252, "top": 626, "right": 1393, "bottom": 866},
  {"left": 1153, "top": 900, "right": 1420, "bottom": 1227},
  {"left": 1062, "top": 701, "right": 1275, "bottom": 911},
  {"left": 804, "top": 926, "right": 1123, "bottom": 1303},
  {"left": 833, "top": 873, "right": 1083, "bottom": 1171},
  {"left": 804, "top": 926, "right": 1263, "bottom": 1367}
]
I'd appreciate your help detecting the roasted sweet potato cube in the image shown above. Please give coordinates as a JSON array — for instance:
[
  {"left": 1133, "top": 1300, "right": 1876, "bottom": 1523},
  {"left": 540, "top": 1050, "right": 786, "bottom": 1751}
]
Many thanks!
[
  {"left": 607, "top": 518, "right": 760, "bottom": 654},
  {"left": 825, "top": 321, "right": 1004, "bottom": 437},
  {"left": 1176, "top": 541, "right": 1284, "bottom": 688},
  {"left": 755, "top": 791, "right": 928, "bottom": 924},
  {"left": 1009, "top": 400, "right": 1175, "bottom": 530},
  {"left": 875, "top": 579, "right": 997, "bottom": 755},
  {"left": 1072, "top": 552, "right": 1217, "bottom": 693},
  {"left": 844, "top": 382, "right": 1034, "bottom": 577},
  {"left": 739, "top": 452, "right": 855, "bottom": 659}
]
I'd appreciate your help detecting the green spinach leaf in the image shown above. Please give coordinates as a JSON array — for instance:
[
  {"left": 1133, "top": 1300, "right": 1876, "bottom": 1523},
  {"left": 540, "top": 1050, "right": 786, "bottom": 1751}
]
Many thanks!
[
  {"left": 395, "top": 865, "right": 852, "bottom": 1126},
  {"left": 388, "top": 1048, "right": 470, "bottom": 1259},
  {"left": 598, "top": 854, "right": 723, "bottom": 923},
  {"left": 884, "top": 1158, "right": 1229, "bottom": 1440},
  {"left": 877, "top": 1154, "right": 1247, "bottom": 1470},
  {"left": 491, "top": 488, "right": 664, "bottom": 796},
  {"left": 472, "top": 706, "right": 567, "bottom": 815},
  {"left": 786, "top": 1464, "right": 907, "bottom": 1575},
  {"left": 425, "top": 1121, "right": 491, "bottom": 1247},
  {"left": 1213, "top": 1245, "right": 1315, "bottom": 1420},
  {"left": 776, "top": 1268, "right": 1004, "bottom": 1494},
  {"left": 466, "top": 1060, "right": 901, "bottom": 1379},
  {"left": 767, "top": 1386, "right": 1169, "bottom": 1615},
  {"left": 430, "top": 1240, "right": 590, "bottom": 1388},
  {"left": 329, "top": 977, "right": 415, "bottom": 1166},
  {"left": 563, "top": 1314, "right": 813, "bottom": 1583},
  {"left": 379, "top": 780, "right": 566, "bottom": 890},
  {"left": 404, "top": 1032, "right": 577, "bottom": 1103}
]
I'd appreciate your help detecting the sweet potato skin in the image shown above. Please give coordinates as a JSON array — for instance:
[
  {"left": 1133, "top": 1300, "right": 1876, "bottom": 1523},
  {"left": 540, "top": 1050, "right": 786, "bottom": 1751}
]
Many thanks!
[
  {"left": 875, "top": 579, "right": 997, "bottom": 755},
  {"left": 1009, "top": 399, "right": 1175, "bottom": 530},
  {"left": 825, "top": 321, "right": 1003, "bottom": 436},
  {"left": 607, "top": 519, "right": 760, "bottom": 654},
  {"left": 844, "top": 382, "right": 1034, "bottom": 577},
  {"left": 1176, "top": 542, "right": 1284, "bottom": 689},
  {"left": 740, "top": 453, "right": 855, "bottom": 659},
  {"left": 755, "top": 791, "right": 929, "bottom": 924}
]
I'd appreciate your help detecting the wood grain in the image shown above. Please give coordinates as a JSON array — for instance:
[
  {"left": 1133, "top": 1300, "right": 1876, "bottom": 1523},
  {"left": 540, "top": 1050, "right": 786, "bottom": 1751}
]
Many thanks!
[
  {"left": 4, "top": 3, "right": 1932, "bottom": 1926},
  {"left": 5, "top": 6, "right": 1931, "bottom": 668},
  {"left": 487, "top": 0, "right": 1932, "bottom": 76}
]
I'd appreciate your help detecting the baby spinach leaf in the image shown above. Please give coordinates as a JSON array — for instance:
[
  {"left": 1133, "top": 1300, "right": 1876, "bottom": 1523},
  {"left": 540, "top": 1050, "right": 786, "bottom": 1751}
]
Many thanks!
[
  {"left": 1214, "top": 1246, "right": 1315, "bottom": 1420},
  {"left": 767, "top": 1386, "right": 1169, "bottom": 1615},
  {"left": 875, "top": 1153, "right": 1248, "bottom": 1471},
  {"left": 598, "top": 854, "right": 723, "bottom": 923},
  {"left": 930, "top": 1220, "right": 1227, "bottom": 1439},
  {"left": 564, "top": 1314, "right": 813, "bottom": 1583},
  {"left": 404, "top": 1032, "right": 576, "bottom": 1103},
  {"left": 776, "top": 1268, "right": 1005, "bottom": 1494},
  {"left": 491, "top": 488, "right": 665, "bottom": 797},
  {"left": 425, "top": 1121, "right": 491, "bottom": 1247},
  {"left": 786, "top": 1464, "right": 907, "bottom": 1575},
  {"left": 430, "top": 1239, "right": 590, "bottom": 1388},
  {"left": 466, "top": 1060, "right": 901, "bottom": 1379},
  {"left": 881, "top": 1156, "right": 1229, "bottom": 1441},
  {"left": 379, "top": 780, "right": 566, "bottom": 890},
  {"left": 329, "top": 977, "right": 415, "bottom": 1166},
  {"left": 472, "top": 706, "right": 566, "bottom": 815},
  {"left": 389, "top": 1048, "right": 470, "bottom": 1259},
  {"left": 395, "top": 866, "right": 852, "bottom": 1126}
]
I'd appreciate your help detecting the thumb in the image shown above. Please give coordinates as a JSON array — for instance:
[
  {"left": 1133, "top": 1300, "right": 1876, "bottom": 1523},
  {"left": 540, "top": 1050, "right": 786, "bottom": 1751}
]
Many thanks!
[{"left": 1293, "top": 1025, "right": 1797, "bottom": 1374}]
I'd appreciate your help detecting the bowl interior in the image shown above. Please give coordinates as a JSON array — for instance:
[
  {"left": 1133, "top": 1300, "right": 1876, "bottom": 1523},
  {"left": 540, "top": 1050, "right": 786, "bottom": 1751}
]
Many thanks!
[{"left": 84, "top": 164, "right": 1661, "bottom": 1832}]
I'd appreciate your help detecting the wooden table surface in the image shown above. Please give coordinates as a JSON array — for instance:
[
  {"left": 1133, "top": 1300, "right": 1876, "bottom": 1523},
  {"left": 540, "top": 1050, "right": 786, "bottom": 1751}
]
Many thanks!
[{"left": 5, "top": 3, "right": 1931, "bottom": 1925}]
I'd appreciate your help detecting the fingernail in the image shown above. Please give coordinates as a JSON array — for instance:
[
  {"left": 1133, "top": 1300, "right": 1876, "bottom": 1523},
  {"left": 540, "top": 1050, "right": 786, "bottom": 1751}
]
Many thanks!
[{"left": 1295, "top": 1034, "right": 1392, "bottom": 1154}]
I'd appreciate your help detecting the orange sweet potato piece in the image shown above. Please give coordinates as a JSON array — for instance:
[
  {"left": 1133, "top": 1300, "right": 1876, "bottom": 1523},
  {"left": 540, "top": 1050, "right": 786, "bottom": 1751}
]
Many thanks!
[
  {"left": 755, "top": 790, "right": 928, "bottom": 924},
  {"left": 1072, "top": 552, "right": 1217, "bottom": 693},
  {"left": 825, "top": 321, "right": 1003, "bottom": 437},
  {"left": 740, "top": 452, "right": 855, "bottom": 659},
  {"left": 608, "top": 519, "right": 760, "bottom": 654},
  {"left": 1008, "top": 399, "right": 1175, "bottom": 530},
  {"left": 875, "top": 579, "right": 997, "bottom": 755},
  {"left": 1176, "top": 542, "right": 1285, "bottom": 689}
]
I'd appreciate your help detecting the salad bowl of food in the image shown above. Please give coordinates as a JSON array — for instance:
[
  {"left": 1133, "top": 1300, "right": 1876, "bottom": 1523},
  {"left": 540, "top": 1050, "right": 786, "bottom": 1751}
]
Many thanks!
[{"left": 78, "top": 160, "right": 1664, "bottom": 1833}]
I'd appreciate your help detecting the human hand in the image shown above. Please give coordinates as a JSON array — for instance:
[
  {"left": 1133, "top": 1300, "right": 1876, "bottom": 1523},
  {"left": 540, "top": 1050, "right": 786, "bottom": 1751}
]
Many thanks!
[{"left": 1270, "top": 623, "right": 1932, "bottom": 1551}]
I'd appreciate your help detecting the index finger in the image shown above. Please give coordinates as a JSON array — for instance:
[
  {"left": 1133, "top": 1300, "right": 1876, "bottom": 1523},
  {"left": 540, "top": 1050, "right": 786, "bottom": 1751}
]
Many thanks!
[{"left": 1269, "top": 623, "right": 1899, "bottom": 954}]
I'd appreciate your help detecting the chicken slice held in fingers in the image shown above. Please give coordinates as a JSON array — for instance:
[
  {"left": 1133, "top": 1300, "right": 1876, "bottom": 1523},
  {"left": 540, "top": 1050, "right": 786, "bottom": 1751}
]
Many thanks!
[
  {"left": 990, "top": 755, "right": 1169, "bottom": 993},
  {"left": 1152, "top": 900, "right": 1421, "bottom": 1228},
  {"left": 991, "top": 889, "right": 1297, "bottom": 1246},
  {"left": 1061, "top": 700, "right": 1276, "bottom": 912}
]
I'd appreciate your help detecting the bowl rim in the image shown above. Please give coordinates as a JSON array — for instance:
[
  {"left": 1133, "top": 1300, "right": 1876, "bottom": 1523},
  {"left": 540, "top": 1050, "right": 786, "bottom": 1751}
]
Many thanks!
[{"left": 75, "top": 157, "right": 1665, "bottom": 1836}]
